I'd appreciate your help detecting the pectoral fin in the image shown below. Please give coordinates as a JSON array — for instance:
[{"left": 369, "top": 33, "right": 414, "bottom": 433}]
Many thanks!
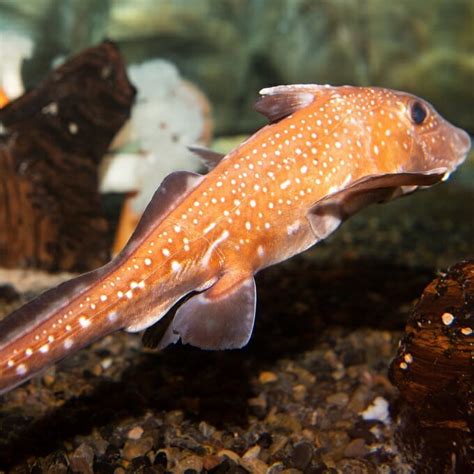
[
  {"left": 154, "top": 272, "right": 257, "bottom": 350},
  {"left": 307, "top": 169, "right": 446, "bottom": 241}
]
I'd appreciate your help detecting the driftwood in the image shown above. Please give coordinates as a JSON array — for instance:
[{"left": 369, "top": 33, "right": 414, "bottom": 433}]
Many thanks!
[
  {"left": 0, "top": 41, "right": 135, "bottom": 272},
  {"left": 389, "top": 260, "right": 473, "bottom": 472}
]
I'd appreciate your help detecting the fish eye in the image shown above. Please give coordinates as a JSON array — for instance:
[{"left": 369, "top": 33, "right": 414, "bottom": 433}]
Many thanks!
[{"left": 410, "top": 101, "right": 427, "bottom": 125}]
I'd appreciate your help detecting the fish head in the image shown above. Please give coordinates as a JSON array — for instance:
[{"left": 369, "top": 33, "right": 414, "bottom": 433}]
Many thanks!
[{"left": 382, "top": 90, "right": 471, "bottom": 179}]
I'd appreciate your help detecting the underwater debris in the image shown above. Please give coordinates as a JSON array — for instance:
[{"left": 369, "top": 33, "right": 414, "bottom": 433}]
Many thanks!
[
  {"left": 389, "top": 259, "right": 473, "bottom": 472},
  {"left": 99, "top": 59, "right": 213, "bottom": 253},
  {"left": 0, "top": 41, "right": 135, "bottom": 272}
]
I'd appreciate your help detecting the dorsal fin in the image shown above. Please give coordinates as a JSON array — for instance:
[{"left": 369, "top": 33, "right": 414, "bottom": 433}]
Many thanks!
[
  {"left": 188, "top": 145, "right": 225, "bottom": 170},
  {"left": 255, "top": 84, "right": 324, "bottom": 123},
  {"left": 120, "top": 171, "right": 204, "bottom": 257}
]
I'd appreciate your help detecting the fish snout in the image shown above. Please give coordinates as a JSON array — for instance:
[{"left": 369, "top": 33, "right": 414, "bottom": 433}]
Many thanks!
[{"left": 452, "top": 126, "right": 471, "bottom": 159}]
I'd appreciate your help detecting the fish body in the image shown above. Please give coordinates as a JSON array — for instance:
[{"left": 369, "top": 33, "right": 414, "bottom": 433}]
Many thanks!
[{"left": 0, "top": 85, "right": 470, "bottom": 394}]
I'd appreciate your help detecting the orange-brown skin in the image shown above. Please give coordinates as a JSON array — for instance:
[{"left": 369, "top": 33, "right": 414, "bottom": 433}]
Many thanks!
[{"left": 0, "top": 85, "right": 470, "bottom": 394}]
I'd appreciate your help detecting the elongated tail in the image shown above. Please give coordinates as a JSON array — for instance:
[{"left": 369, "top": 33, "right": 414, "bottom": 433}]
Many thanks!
[{"left": 0, "top": 263, "right": 126, "bottom": 395}]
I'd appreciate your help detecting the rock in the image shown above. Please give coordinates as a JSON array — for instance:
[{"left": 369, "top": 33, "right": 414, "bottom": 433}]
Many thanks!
[
  {"left": 126, "top": 426, "right": 144, "bottom": 440},
  {"left": 292, "top": 384, "right": 307, "bottom": 401},
  {"left": 360, "top": 396, "right": 390, "bottom": 424},
  {"left": 257, "top": 432, "right": 273, "bottom": 449},
  {"left": 242, "top": 445, "right": 261, "bottom": 460},
  {"left": 258, "top": 371, "right": 278, "bottom": 383},
  {"left": 122, "top": 436, "right": 153, "bottom": 461},
  {"left": 389, "top": 260, "right": 474, "bottom": 472},
  {"left": 216, "top": 449, "right": 240, "bottom": 463},
  {"left": 202, "top": 454, "right": 222, "bottom": 471},
  {"left": 266, "top": 413, "right": 302, "bottom": 434},
  {"left": 343, "top": 438, "right": 368, "bottom": 458},
  {"left": 325, "top": 392, "right": 349, "bottom": 406},
  {"left": 69, "top": 443, "right": 94, "bottom": 474},
  {"left": 290, "top": 440, "right": 314, "bottom": 469},
  {"left": 0, "top": 284, "right": 19, "bottom": 303},
  {"left": 240, "top": 457, "right": 268, "bottom": 474}
]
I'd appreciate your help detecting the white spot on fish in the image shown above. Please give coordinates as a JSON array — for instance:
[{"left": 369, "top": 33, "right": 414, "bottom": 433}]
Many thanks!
[
  {"left": 39, "top": 344, "right": 49, "bottom": 353},
  {"left": 25, "top": 348, "right": 33, "bottom": 357},
  {"left": 79, "top": 317, "right": 91, "bottom": 328},
  {"left": 171, "top": 260, "right": 182, "bottom": 272},
  {"left": 162, "top": 248, "right": 171, "bottom": 257},
  {"left": 280, "top": 180, "right": 291, "bottom": 190},
  {"left": 100, "top": 295, "right": 107, "bottom": 302},
  {"left": 64, "top": 338, "right": 74, "bottom": 349},
  {"left": 144, "top": 258, "right": 152, "bottom": 266},
  {"left": 125, "top": 290, "right": 133, "bottom": 299},
  {"left": 108, "top": 311, "right": 118, "bottom": 322},
  {"left": 16, "top": 364, "right": 27, "bottom": 375}
]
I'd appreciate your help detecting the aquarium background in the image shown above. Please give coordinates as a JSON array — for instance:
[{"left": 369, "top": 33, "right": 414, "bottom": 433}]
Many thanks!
[{"left": 0, "top": 0, "right": 473, "bottom": 135}]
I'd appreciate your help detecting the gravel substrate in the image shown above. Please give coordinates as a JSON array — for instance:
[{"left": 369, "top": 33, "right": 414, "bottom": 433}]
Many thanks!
[{"left": 0, "top": 166, "right": 472, "bottom": 473}]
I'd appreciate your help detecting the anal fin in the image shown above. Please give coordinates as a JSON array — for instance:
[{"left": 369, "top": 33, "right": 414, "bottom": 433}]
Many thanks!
[{"left": 154, "top": 272, "right": 256, "bottom": 350}]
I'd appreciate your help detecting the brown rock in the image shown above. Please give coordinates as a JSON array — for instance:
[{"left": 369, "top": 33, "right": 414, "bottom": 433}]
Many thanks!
[
  {"left": 122, "top": 436, "right": 153, "bottom": 461},
  {"left": 259, "top": 371, "right": 278, "bottom": 383},
  {"left": 343, "top": 438, "right": 368, "bottom": 458},
  {"left": 69, "top": 443, "right": 94, "bottom": 474}
]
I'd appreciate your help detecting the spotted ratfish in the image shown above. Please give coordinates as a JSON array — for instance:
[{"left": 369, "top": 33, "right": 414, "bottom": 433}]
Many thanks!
[{"left": 0, "top": 85, "right": 470, "bottom": 395}]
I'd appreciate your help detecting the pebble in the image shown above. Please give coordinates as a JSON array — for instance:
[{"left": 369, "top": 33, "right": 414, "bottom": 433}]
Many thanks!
[
  {"left": 326, "top": 392, "right": 349, "bottom": 406},
  {"left": 266, "top": 413, "right": 302, "bottom": 433},
  {"left": 292, "top": 384, "right": 307, "bottom": 401},
  {"left": 240, "top": 457, "right": 268, "bottom": 473},
  {"left": 122, "top": 437, "right": 153, "bottom": 461},
  {"left": 217, "top": 449, "right": 241, "bottom": 463},
  {"left": 42, "top": 367, "right": 56, "bottom": 387},
  {"left": 242, "top": 444, "right": 261, "bottom": 459},
  {"left": 177, "top": 454, "right": 204, "bottom": 472},
  {"left": 290, "top": 440, "right": 314, "bottom": 469},
  {"left": 257, "top": 432, "right": 273, "bottom": 449},
  {"left": 69, "top": 443, "right": 94, "bottom": 474},
  {"left": 127, "top": 426, "right": 144, "bottom": 440},
  {"left": 343, "top": 438, "right": 368, "bottom": 458},
  {"left": 259, "top": 371, "right": 278, "bottom": 383},
  {"left": 361, "top": 396, "right": 390, "bottom": 423},
  {"left": 202, "top": 454, "right": 222, "bottom": 470}
]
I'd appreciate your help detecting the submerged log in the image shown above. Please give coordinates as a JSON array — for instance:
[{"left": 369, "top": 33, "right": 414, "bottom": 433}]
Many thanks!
[
  {"left": 0, "top": 41, "right": 135, "bottom": 272},
  {"left": 389, "top": 260, "right": 473, "bottom": 472}
]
